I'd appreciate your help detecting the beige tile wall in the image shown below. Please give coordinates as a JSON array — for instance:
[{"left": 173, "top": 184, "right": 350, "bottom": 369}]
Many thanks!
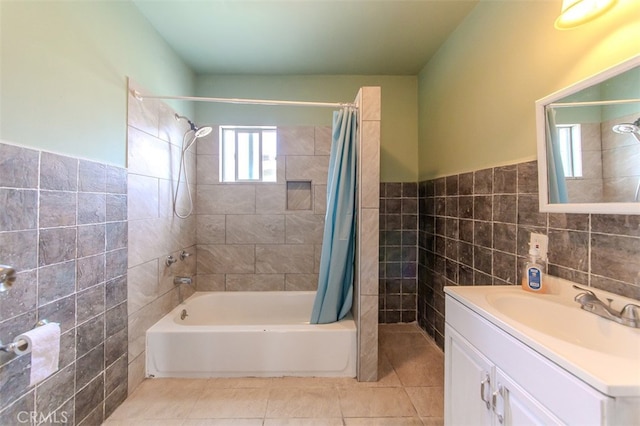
[
  {"left": 126, "top": 82, "right": 197, "bottom": 394},
  {"left": 355, "top": 87, "right": 381, "bottom": 382},
  {"left": 195, "top": 125, "right": 331, "bottom": 292}
]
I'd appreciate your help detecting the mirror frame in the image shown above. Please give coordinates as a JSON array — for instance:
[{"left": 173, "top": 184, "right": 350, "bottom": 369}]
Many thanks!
[{"left": 536, "top": 54, "right": 640, "bottom": 215}]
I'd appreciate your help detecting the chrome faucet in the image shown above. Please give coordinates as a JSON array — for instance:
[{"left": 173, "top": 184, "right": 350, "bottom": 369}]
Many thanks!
[{"left": 573, "top": 285, "right": 640, "bottom": 328}]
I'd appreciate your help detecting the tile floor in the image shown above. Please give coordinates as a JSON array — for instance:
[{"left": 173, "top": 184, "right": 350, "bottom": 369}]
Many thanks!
[{"left": 103, "top": 323, "right": 444, "bottom": 425}]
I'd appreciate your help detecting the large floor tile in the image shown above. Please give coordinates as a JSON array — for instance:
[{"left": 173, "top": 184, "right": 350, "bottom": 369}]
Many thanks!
[
  {"left": 107, "top": 379, "right": 206, "bottom": 420},
  {"left": 266, "top": 388, "right": 342, "bottom": 418},
  {"left": 103, "top": 323, "right": 446, "bottom": 425},
  {"left": 338, "top": 387, "right": 417, "bottom": 418},
  {"left": 188, "top": 388, "right": 269, "bottom": 419},
  {"left": 182, "top": 420, "right": 263, "bottom": 426},
  {"left": 263, "top": 418, "right": 344, "bottom": 425},
  {"left": 405, "top": 386, "right": 444, "bottom": 418},
  {"left": 343, "top": 417, "right": 424, "bottom": 425}
]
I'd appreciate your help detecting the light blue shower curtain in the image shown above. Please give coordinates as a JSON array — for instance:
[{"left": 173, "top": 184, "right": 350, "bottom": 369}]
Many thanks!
[
  {"left": 545, "top": 107, "right": 569, "bottom": 203},
  {"left": 310, "top": 108, "right": 357, "bottom": 324}
]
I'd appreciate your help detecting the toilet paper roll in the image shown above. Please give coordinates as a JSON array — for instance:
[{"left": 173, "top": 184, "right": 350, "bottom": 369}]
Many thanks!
[{"left": 13, "top": 322, "right": 60, "bottom": 386}]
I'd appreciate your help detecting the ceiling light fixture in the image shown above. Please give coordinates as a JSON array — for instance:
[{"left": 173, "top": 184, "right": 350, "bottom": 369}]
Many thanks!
[{"left": 554, "top": 0, "right": 617, "bottom": 30}]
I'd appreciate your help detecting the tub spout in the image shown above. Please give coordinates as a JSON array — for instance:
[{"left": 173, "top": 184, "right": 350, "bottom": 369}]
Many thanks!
[
  {"left": 174, "top": 276, "right": 193, "bottom": 304},
  {"left": 173, "top": 276, "right": 192, "bottom": 286}
]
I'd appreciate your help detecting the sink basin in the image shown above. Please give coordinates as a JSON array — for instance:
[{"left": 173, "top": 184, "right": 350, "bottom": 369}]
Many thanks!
[
  {"left": 485, "top": 292, "right": 640, "bottom": 359},
  {"left": 445, "top": 277, "right": 640, "bottom": 397}
]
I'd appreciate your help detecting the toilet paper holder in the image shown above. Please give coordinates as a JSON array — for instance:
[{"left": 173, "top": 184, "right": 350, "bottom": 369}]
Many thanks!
[{"left": 0, "top": 319, "right": 49, "bottom": 353}]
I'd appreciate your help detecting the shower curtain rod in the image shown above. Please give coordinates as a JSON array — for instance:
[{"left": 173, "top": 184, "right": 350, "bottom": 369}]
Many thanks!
[
  {"left": 547, "top": 98, "right": 640, "bottom": 108},
  {"left": 132, "top": 90, "right": 357, "bottom": 109}
]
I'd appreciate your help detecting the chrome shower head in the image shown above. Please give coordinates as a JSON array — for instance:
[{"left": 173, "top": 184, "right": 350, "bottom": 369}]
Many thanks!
[
  {"left": 175, "top": 113, "right": 212, "bottom": 138},
  {"left": 612, "top": 117, "right": 640, "bottom": 141}
]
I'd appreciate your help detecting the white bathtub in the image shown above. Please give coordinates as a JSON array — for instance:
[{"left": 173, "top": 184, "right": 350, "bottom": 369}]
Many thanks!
[{"left": 146, "top": 291, "right": 357, "bottom": 378}]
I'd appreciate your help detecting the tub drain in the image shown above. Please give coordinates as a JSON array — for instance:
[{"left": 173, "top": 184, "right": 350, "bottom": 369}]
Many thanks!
[{"left": 180, "top": 309, "right": 188, "bottom": 320}]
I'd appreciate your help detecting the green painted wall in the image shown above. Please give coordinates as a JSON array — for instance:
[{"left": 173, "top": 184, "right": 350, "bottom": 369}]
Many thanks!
[
  {"left": 0, "top": 1, "right": 194, "bottom": 167},
  {"left": 195, "top": 75, "right": 418, "bottom": 182},
  {"left": 417, "top": 0, "right": 640, "bottom": 180}
]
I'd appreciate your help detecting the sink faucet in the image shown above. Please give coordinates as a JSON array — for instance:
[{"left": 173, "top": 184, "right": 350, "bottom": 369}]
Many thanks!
[{"left": 573, "top": 285, "right": 640, "bottom": 328}]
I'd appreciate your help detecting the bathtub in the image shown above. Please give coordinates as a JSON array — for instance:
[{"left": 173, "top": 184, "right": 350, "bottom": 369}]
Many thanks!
[{"left": 146, "top": 291, "right": 357, "bottom": 378}]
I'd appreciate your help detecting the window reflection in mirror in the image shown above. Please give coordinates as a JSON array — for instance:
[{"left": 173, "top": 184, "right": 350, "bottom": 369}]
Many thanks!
[{"left": 537, "top": 55, "right": 640, "bottom": 214}]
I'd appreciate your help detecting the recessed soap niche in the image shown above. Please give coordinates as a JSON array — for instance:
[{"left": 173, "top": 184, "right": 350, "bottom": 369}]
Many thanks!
[{"left": 286, "top": 180, "right": 312, "bottom": 211}]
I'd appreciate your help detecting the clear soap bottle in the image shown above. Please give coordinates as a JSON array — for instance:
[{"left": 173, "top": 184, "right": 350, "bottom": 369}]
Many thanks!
[{"left": 521, "top": 243, "right": 547, "bottom": 293}]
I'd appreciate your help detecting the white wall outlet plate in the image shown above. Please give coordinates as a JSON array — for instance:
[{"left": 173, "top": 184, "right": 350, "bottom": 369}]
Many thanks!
[{"left": 530, "top": 233, "right": 549, "bottom": 261}]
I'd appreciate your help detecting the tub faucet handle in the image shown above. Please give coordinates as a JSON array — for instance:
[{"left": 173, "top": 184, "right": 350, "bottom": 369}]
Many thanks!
[
  {"left": 180, "top": 250, "right": 191, "bottom": 261},
  {"left": 166, "top": 255, "right": 178, "bottom": 267}
]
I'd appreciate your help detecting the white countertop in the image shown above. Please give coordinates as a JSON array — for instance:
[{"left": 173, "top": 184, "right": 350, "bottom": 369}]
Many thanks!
[{"left": 444, "top": 277, "right": 640, "bottom": 397}]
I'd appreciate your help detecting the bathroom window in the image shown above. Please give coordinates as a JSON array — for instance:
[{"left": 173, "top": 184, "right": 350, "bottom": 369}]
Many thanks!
[
  {"left": 557, "top": 124, "right": 583, "bottom": 178},
  {"left": 220, "top": 126, "right": 277, "bottom": 182}
]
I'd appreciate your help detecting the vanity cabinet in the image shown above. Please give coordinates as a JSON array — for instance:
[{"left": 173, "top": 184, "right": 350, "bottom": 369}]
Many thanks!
[
  {"left": 446, "top": 325, "right": 561, "bottom": 425},
  {"left": 445, "top": 293, "right": 618, "bottom": 426}
]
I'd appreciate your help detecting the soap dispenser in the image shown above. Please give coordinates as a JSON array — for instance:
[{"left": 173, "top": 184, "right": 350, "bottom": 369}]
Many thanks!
[{"left": 521, "top": 243, "right": 546, "bottom": 293}]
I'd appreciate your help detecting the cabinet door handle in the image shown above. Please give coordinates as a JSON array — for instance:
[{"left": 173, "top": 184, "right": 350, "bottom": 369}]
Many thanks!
[
  {"left": 492, "top": 384, "right": 505, "bottom": 424},
  {"left": 480, "top": 373, "right": 491, "bottom": 409}
]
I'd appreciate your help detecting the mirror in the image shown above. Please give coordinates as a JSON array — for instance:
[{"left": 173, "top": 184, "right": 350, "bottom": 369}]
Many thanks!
[{"left": 536, "top": 55, "right": 640, "bottom": 214}]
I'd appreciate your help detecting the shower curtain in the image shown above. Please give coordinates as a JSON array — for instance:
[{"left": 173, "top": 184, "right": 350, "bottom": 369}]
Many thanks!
[
  {"left": 311, "top": 107, "right": 357, "bottom": 324},
  {"left": 545, "top": 107, "right": 568, "bottom": 203}
]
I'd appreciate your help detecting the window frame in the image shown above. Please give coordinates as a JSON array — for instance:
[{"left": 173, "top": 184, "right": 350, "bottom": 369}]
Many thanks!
[
  {"left": 220, "top": 125, "right": 277, "bottom": 183},
  {"left": 556, "top": 123, "right": 583, "bottom": 179}
]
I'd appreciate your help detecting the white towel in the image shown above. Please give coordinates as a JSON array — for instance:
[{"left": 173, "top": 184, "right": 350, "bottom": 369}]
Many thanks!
[{"left": 13, "top": 322, "right": 61, "bottom": 386}]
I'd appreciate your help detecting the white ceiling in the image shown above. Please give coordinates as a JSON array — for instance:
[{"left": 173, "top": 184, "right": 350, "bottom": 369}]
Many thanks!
[{"left": 132, "top": 0, "right": 479, "bottom": 75}]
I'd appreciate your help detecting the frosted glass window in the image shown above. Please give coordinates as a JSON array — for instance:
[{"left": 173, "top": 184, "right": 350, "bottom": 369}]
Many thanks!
[{"left": 220, "top": 126, "right": 277, "bottom": 182}]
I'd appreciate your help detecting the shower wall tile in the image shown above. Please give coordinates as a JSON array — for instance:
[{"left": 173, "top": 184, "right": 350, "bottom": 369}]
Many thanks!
[
  {"left": 285, "top": 273, "right": 318, "bottom": 291},
  {"left": 227, "top": 215, "right": 285, "bottom": 244},
  {"left": 195, "top": 127, "right": 219, "bottom": 155},
  {"left": 285, "top": 156, "right": 330, "bottom": 184},
  {"left": 195, "top": 215, "right": 226, "bottom": 244},
  {"left": 196, "top": 184, "right": 256, "bottom": 214},
  {"left": 256, "top": 184, "right": 287, "bottom": 214},
  {"left": 226, "top": 274, "right": 285, "bottom": 291},
  {"left": 314, "top": 126, "right": 332, "bottom": 155},
  {"left": 418, "top": 159, "right": 640, "bottom": 350},
  {"left": 127, "top": 127, "right": 171, "bottom": 180},
  {"left": 356, "top": 87, "right": 380, "bottom": 381},
  {"left": 125, "top": 83, "right": 197, "bottom": 396},
  {"left": 278, "top": 126, "right": 315, "bottom": 155},
  {"left": 197, "top": 244, "right": 255, "bottom": 274},
  {"left": 255, "top": 244, "right": 315, "bottom": 274},
  {"left": 0, "top": 141, "right": 127, "bottom": 426},
  {"left": 196, "top": 154, "right": 219, "bottom": 185},
  {"left": 127, "top": 83, "right": 160, "bottom": 137},
  {"left": 196, "top": 125, "right": 337, "bottom": 292},
  {"left": 360, "top": 120, "right": 380, "bottom": 209},
  {"left": 285, "top": 214, "right": 324, "bottom": 244}
]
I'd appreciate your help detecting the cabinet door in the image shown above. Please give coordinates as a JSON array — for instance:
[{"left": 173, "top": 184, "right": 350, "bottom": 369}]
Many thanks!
[
  {"left": 494, "top": 368, "right": 563, "bottom": 426},
  {"left": 445, "top": 324, "right": 494, "bottom": 426}
]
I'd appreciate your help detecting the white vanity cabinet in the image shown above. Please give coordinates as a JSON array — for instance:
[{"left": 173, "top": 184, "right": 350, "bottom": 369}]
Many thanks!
[
  {"left": 446, "top": 325, "right": 562, "bottom": 425},
  {"left": 444, "top": 292, "right": 624, "bottom": 426}
]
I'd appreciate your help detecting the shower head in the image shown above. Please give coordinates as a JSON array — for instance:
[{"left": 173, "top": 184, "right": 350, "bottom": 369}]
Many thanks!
[
  {"left": 194, "top": 126, "right": 213, "bottom": 138},
  {"left": 175, "top": 113, "right": 212, "bottom": 138},
  {"left": 612, "top": 117, "right": 640, "bottom": 142}
]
